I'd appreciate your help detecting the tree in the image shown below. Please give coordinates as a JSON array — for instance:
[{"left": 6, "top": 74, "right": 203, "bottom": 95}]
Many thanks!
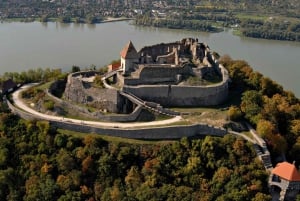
[
  {"left": 256, "top": 119, "right": 276, "bottom": 138},
  {"left": 269, "top": 134, "right": 288, "bottom": 154},
  {"left": 228, "top": 106, "right": 243, "bottom": 121},
  {"left": 260, "top": 77, "right": 283, "bottom": 97},
  {"left": 59, "top": 16, "right": 72, "bottom": 23},
  {"left": 247, "top": 71, "right": 263, "bottom": 90},
  {"left": 72, "top": 66, "right": 81, "bottom": 73},
  {"left": 125, "top": 166, "right": 142, "bottom": 189},
  {"left": 56, "top": 149, "right": 75, "bottom": 172},
  {"left": 82, "top": 156, "right": 93, "bottom": 173},
  {"left": 290, "top": 120, "right": 300, "bottom": 138},
  {"left": 25, "top": 175, "right": 58, "bottom": 201},
  {"left": 241, "top": 90, "right": 263, "bottom": 124},
  {"left": 0, "top": 148, "right": 9, "bottom": 167}
]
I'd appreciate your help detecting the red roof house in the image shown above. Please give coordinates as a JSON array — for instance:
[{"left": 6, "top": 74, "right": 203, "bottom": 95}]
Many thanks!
[
  {"left": 270, "top": 162, "right": 300, "bottom": 201},
  {"left": 272, "top": 162, "right": 300, "bottom": 181}
]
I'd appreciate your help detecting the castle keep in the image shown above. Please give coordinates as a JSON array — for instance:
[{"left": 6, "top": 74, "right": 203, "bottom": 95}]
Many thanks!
[{"left": 64, "top": 38, "right": 229, "bottom": 115}]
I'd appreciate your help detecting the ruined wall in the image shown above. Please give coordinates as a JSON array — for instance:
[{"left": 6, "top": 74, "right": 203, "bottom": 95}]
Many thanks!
[
  {"left": 124, "top": 64, "right": 192, "bottom": 85},
  {"left": 156, "top": 50, "right": 176, "bottom": 64},
  {"left": 139, "top": 42, "right": 186, "bottom": 63},
  {"left": 64, "top": 72, "right": 120, "bottom": 113},
  {"left": 123, "top": 65, "right": 229, "bottom": 106}
]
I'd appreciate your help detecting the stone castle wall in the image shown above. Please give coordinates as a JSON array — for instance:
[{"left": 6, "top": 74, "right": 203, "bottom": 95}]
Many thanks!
[
  {"left": 123, "top": 65, "right": 229, "bottom": 106},
  {"left": 51, "top": 122, "right": 227, "bottom": 139},
  {"left": 7, "top": 98, "right": 227, "bottom": 139}
]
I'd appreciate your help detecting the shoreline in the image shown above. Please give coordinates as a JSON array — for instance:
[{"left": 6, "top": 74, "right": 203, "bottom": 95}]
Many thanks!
[
  {"left": 1, "top": 17, "right": 298, "bottom": 43},
  {"left": 0, "top": 17, "right": 133, "bottom": 24}
]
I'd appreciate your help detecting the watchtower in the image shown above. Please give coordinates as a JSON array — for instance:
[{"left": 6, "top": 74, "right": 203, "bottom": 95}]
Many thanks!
[{"left": 120, "top": 41, "right": 139, "bottom": 75}]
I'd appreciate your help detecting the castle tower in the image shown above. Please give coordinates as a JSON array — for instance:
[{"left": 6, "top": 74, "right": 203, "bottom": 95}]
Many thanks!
[
  {"left": 269, "top": 162, "right": 300, "bottom": 201},
  {"left": 120, "top": 41, "right": 139, "bottom": 75}
]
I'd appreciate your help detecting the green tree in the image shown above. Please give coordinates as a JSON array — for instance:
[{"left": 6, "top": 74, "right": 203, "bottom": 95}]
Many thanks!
[
  {"left": 256, "top": 119, "right": 276, "bottom": 138},
  {"left": 0, "top": 147, "right": 9, "bottom": 167},
  {"left": 24, "top": 175, "right": 58, "bottom": 201},
  {"left": 59, "top": 16, "right": 72, "bottom": 23},
  {"left": 72, "top": 66, "right": 81, "bottom": 73},
  {"left": 241, "top": 90, "right": 263, "bottom": 124},
  {"left": 228, "top": 106, "right": 243, "bottom": 121},
  {"left": 56, "top": 149, "right": 75, "bottom": 173},
  {"left": 125, "top": 166, "right": 142, "bottom": 189}
]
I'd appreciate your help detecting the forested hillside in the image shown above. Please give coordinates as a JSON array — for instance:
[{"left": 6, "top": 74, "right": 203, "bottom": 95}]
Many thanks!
[
  {"left": 0, "top": 111, "right": 270, "bottom": 200},
  {"left": 220, "top": 56, "right": 300, "bottom": 165}
]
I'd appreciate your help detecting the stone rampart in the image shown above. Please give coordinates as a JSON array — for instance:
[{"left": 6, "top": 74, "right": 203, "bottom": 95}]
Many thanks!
[
  {"left": 7, "top": 98, "right": 227, "bottom": 139},
  {"left": 51, "top": 121, "right": 226, "bottom": 139},
  {"left": 123, "top": 83, "right": 228, "bottom": 106},
  {"left": 123, "top": 65, "right": 229, "bottom": 106}
]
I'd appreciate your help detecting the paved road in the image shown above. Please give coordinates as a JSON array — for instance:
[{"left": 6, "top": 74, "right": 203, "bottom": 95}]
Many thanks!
[{"left": 12, "top": 84, "right": 183, "bottom": 129}]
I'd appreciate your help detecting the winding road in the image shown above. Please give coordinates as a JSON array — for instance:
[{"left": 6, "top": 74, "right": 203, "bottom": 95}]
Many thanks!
[{"left": 12, "top": 84, "right": 183, "bottom": 129}]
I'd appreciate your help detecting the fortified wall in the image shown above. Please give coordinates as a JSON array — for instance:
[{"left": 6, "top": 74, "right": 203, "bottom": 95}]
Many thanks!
[
  {"left": 121, "top": 63, "right": 192, "bottom": 85},
  {"left": 7, "top": 98, "right": 227, "bottom": 139},
  {"left": 123, "top": 65, "right": 229, "bottom": 106}
]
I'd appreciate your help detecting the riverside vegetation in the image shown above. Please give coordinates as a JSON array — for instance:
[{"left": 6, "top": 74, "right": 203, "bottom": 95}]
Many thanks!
[{"left": 0, "top": 56, "right": 299, "bottom": 200}]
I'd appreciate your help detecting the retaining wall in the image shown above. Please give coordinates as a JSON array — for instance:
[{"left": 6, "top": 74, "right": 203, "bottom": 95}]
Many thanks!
[
  {"left": 51, "top": 122, "right": 226, "bottom": 139},
  {"left": 46, "top": 88, "right": 144, "bottom": 122}
]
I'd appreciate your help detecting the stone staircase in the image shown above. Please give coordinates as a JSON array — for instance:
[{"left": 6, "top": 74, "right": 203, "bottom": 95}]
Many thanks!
[
  {"left": 261, "top": 154, "right": 273, "bottom": 169},
  {"left": 119, "top": 91, "right": 180, "bottom": 117}
]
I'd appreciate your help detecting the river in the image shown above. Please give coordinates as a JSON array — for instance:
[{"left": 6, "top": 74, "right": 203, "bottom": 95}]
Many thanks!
[{"left": 0, "top": 21, "right": 299, "bottom": 97}]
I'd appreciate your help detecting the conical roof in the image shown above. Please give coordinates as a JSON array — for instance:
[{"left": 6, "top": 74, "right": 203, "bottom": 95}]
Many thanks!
[
  {"left": 120, "top": 41, "right": 138, "bottom": 59},
  {"left": 272, "top": 162, "right": 300, "bottom": 181}
]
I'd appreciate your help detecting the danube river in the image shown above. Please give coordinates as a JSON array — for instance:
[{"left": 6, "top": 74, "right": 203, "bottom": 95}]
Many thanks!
[{"left": 0, "top": 21, "right": 299, "bottom": 97}]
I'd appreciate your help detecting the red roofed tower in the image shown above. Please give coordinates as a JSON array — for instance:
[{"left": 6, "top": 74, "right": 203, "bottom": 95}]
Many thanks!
[
  {"left": 120, "top": 41, "right": 139, "bottom": 75},
  {"left": 269, "top": 162, "right": 300, "bottom": 201}
]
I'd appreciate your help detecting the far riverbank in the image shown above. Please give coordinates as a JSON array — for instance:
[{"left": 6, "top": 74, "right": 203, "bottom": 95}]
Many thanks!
[{"left": 1, "top": 16, "right": 132, "bottom": 24}]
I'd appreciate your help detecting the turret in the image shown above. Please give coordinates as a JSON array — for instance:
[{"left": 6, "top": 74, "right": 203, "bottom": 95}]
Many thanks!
[{"left": 120, "top": 41, "right": 139, "bottom": 75}]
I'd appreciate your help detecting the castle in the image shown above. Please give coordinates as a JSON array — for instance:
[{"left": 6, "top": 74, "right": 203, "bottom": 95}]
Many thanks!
[{"left": 64, "top": 38, "right": 229, "bottom": 117}]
